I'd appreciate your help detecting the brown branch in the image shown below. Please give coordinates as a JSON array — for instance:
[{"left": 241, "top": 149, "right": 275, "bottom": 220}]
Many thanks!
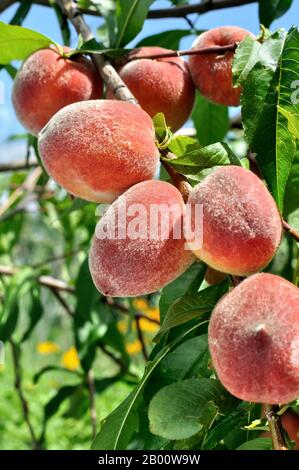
[
  {"left": 135, "top": 316, "right": 148, "bottom": 361},
  {"left": 0, "top": 161, "right": 39, "bottom": 173},
  {"left": 265, "top": 404, "right": 288, "bottom": 451},
  {"left": 0, "top": 264, "right": 75, "bottom": 293},
  {"left": 86, "top": 369, "right": 97, "bottom": 439},
  {"left": 121, "top": 43, "right": 237, "bottom": 64},
  {"left": 0, "top": 0, "right": 257, "bottom": 18},
  {"left": 49, "top": 286, "right": 74, "bottom": 316},
  {"left": 161, "top": 159, "right": 192, "bottom": 203},
  {"left": 105, "top": 298, "right": 160, "bottom": 325},
  {"left": 10, "top": 341, "right": 40, "bottom": 449},
  {"left": 0, "top": 167, "right": 42, "bottom": 218},
  {"left": 57, "top": 0, "right": 137, "bottom": 104},
  {"left": 282, "top": 220, "right": 299, "bottom": 243}
]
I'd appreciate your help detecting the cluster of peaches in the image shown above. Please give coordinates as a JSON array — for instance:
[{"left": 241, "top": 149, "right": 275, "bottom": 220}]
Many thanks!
[{"left": 12, "top": 26, "right": 299, "bottom": 407}]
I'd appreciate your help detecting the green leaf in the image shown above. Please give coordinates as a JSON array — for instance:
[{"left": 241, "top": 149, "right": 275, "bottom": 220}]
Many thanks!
[
  {"left": 192, "top": 92, "right": 229, "bottom": 146},
  {"left": 0, "top": 268, "right": 35, "bottom": 341},
  {"left": 168, "top": 135, "right": 201, "bottom": 157},
  {"left": 20, "top": 284, "right": 43, "bottom": 342},
  {"left": 159, "top": 280, "right": 229, "bottom": 335},
  {"left": 115, "top": 0, "right": 154, "bottom": 48},
  {"left": 232, "top": 35, "right": 263, "bottom": 88},
  {"left": 165, "top": 142, "right": 243, "bottom": 176},
  {"left": 259, "top": 0, "right": 293, "bottom": 27},
  {"left": 237, "top": 437, "right": 273, "bottom": 450},
  {"left": 136, "top": 29, "right": 190, "bottom": 50},
  {"left": 43, "top": 385, "right": 79, "bottom": 422},
  {"left": 159, "top": 262, "right": 206, "bottom": 323},
  {"left": 9, "top": 0, "right": 32, "bottom": 26},
  {"left": 148, "top": 378, "right": 237, "bottom": 440},
  {"left": 202, "top": 408, "right": 246, "bottom": 450},
  {"left": 253, "top": 27, "right": 299, "bottom": 211},
  {"left": 33, "top": 366, "right": 79, "bottom": 384},
  {"left": 91, "top": 321, "right": 206, "bottom": 450},
  {"left": 0, "top": 22, "right": 54, "bottom": 64}
]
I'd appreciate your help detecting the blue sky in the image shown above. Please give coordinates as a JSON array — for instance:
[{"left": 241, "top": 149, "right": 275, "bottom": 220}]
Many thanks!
[{"left": 0, "top": 0, "right": 298, "bottom": 161}]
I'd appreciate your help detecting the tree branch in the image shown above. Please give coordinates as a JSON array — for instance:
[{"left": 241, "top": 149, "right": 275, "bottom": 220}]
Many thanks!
[
  {"left": 10, "top": 341, "right": 40, "bottom": 449},
  {"left": 0, "top": 0, "right": 257, "bottom": 18},
  {"left": 265, "top": 404, "right": 288, "bottom": 451},
  {"left": 120, "top": 43, "right": 237, "bottom": 64},
  {"left": 0, "top": 161, "right": 39, "bottom": 173},
  {"left": 57, "top": 0, "right": 137, "bottom": 104},
  {"left": 135, "top": 316, "right": 148, "bottom": 361},
  {"left": 0, "top": 264, "right": 75, "bottom": 293}
]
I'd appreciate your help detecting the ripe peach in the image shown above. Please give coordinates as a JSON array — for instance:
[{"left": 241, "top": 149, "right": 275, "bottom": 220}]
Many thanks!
[
  {"left": 38, "top": 100, "right": 160, "bottom": 203},
  {"left": 107, "top": 47, "right": 195, "bottom": 132},
  {"left": 209, "top": 273, "right": 299, "bottom": 404},
  {"left": 89, "top": 180, "right": 194, "bottom": 297},
  {"left": 188, "top": 26, "right": 253, "bottom": 106},
  {"left": 186, "top": 166, "right": 282, "bottom": 276},
  {"left": 12, "top": 47, "right": 102, "bottom": 135}
]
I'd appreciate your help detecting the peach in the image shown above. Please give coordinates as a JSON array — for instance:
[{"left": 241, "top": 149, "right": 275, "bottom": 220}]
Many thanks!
[
  {"left": 12, "top": 46, "right": 102, "bottom": 135},
  {"left": 89, "top": 180, "right": 194, "bottom": 297},
  {"left": 186, "top": 166, "right": 282, "bottom": 276},
  {"left": 209, "top": 273, "right": 299, "bottom": 404},
  {"left": 38, "top": 100, "right": 160, "bottom": 203},
  {"left": 188, "top": 26, "right": 253, "bottom": 106},
  {"left": 107, "top": 47, "right": 195, "bottom": 132}
]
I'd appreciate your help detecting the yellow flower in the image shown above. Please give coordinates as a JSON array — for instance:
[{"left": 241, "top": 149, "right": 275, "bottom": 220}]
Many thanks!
[
  {"left": 126, "top": 340, "right": 142, "bottom": 356},
  {"left": 117, "top": 319, "right": 129, "bottom": 334},
  {"left": 132, "top": 299, "right": 148, "bottom": 311},
  {"left": 139, "top": 317, "right": 159, "bottom": 333},
  {"left": 147, "top": 307, "right": 160, "bottom": 322},
  {"left": 37, "top": 341, "right": 60, "bottom": 355},
  {"left": 61, "top": 346, "right": 80, "bottom": 371}
]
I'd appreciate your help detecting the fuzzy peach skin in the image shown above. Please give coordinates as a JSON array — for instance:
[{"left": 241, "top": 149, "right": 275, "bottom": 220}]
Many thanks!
[
  {"left": 107, "top": 47, "right": 195, "bottom": 132},
  {"left": 209, "top": 273, "right": 299, "bottom": 404},
  {"left": 89, "top": 180, "right": 195, "bottom": 297},
  {"left": 186, "top": 165, "right": 282, "bottom": 276},
  {"left": 12, "top": 47, "right": 102, "bottom": 135},
  {"left": 38, "top": 100, "right": 160, "bottom": 203},
  {"left": 188, "top": 26, "right": 253, "bottom": 106}
]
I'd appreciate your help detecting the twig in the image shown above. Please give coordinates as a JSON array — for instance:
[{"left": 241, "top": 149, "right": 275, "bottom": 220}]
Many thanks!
[
  {"left": 0, "top": 167, "right": 42, "bottom": 218},
  {"left": 10, "top": 341, "right": 40, "bottom": 449},
  {"left": 282, "top": 220, "right": 299, "bottom": 243},
  {"left": 0, "top": 0, "right": 257, "bottom": 18},
  {"left": 0, "top": 264, "right": 75, "bottom": 293},
  {"left": 161, "top": 159, "right": 192, "bottom": 203},
  {"left": 86, "top": 369, "right": 97, "bottom": 439},
  {"left": 31, "top": 248, "right": 83, "bottom": 268},
  {"left": 0, "top": 161, "right": 38, "bottom": 172},
  {"left": 105, "top": 298, "right": 160, "bottom": 325},
  {"left": 98, "top": 344, "right": 128, "bottom": 372},
  {"left": 57, "top": 0, "right": 137, "bottom": 104},
  {"left": 265, "top": 404, "right": 288, "bottom": 451},
  {"left": 120, "top": 43, "right": 237, "bottom": 64},
  {"left": 135, "top": 316, "right": 148, "bottom": 361},
  {"left": 49, "top": 287, "right": 74, "bottom": 316}
]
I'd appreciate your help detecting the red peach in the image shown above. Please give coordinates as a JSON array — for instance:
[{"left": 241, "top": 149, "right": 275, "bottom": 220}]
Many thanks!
[
  {"left": 38, "top": 100, "right": 160, "bottom": 203},
  {"left": 107, "top": 47, "right": 195, "bottom": 131},
  {"left": 188, "top": 26, "right": 253, "bottom": 106},
  {"left": 209, "top": 273, "right": 299, "bottom": 404},
  {"left": 12, "top": 47, "right": 102, "bottom": 135},
  {"left": 186, "top": 166, "right": 282, "bottom": 276},
  {"left": 89, "top": 180, "right": 195, "bottom": 297}
]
